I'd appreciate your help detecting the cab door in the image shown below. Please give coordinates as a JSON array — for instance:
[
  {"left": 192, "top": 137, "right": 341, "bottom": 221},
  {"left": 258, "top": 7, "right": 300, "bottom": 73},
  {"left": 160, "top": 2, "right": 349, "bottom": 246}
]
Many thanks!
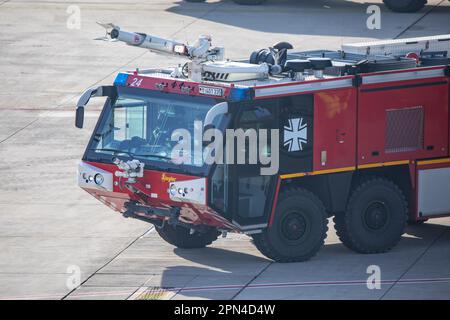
[
  {"left": 229, "top": 99, "right": 279, "bottom": 230},
  {"left": 229, "top": 94, "right": 314, "bottom": 231}
]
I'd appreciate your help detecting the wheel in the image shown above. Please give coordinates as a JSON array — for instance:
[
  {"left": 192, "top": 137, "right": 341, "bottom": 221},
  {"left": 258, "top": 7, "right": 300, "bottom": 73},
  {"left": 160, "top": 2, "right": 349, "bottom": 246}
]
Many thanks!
[
  {"left": 252, "top": 188, "right": 328, "bottom": 262},
  {"left": 184, "top": 0, "right": 206, "bottom": 2},
  {"left": 156, "top": 223, "right": 219, "bottom": 248},
  {"left": 334, "top": 177, "right": 407, "bottom": 254},
  {"left": 233, "top": 0, "right": 267, "bottom": 5},
  {"left": 383, "top": 0, "right": 426, "bottom": 12}
]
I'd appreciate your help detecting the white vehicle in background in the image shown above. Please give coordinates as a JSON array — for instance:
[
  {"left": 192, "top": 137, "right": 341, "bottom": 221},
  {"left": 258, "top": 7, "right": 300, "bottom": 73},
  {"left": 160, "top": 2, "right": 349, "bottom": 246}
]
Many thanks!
[{"left": 185, "top": 0, "right": 439, "bottom": 13}]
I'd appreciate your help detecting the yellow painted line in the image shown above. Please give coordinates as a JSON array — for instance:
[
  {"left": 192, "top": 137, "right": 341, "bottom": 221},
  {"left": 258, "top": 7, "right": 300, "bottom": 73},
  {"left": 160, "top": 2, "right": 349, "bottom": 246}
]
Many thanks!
[
  {"left": 357, "top": 163, "right": 381, "bottom": 169},
  {"left": 358, "top": 160, "right": 410, "bottom": 170},
  {"left": 417, "top": 158, "right": 450, "bottom": 166},
  {"left": 312, "top": 166, "right": 356, "bottom": 175},
  {"left": 281, "top": 160, "right": 413, "bottom": 180},
  {"left": 280, "top": 172, "right": 307, "bottom": 179},
  {"left": 280, "top": 166, "right": 355, "bottom": 180}
]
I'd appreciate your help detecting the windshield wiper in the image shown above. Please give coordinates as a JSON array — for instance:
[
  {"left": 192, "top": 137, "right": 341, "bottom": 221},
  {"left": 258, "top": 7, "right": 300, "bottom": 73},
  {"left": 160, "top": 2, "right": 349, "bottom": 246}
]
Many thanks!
[
  {"left": 88, "top": 148, "right": 134, "bottom": 157},
  {"left": 132, "top": 153, "right": 172, "bottom": 161},
  {"left": 90, "top": 148, "right": 172, "bottom": 161}
]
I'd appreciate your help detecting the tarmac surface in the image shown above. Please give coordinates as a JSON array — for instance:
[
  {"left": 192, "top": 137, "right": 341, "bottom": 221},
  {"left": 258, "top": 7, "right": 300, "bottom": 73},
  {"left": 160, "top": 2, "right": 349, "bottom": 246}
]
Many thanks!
[{"left": 0, "top": 0, "right": 449, "bottom": 300}]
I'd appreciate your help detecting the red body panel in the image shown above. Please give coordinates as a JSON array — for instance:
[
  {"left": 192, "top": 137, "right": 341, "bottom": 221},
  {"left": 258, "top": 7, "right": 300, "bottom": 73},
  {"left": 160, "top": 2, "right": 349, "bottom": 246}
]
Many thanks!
[
  {"left": 357, "top": 76, "right": 449, "bottom": 166},
  {"left": 313, "top": 88, "right": 357, "bottom": 171}
]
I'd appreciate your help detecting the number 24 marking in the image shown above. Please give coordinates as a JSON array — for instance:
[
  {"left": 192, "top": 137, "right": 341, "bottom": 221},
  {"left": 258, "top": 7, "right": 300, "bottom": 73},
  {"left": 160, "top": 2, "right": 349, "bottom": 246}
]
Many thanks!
[{"left": 130, "top": 78, "right": 143, "bottom": 87}]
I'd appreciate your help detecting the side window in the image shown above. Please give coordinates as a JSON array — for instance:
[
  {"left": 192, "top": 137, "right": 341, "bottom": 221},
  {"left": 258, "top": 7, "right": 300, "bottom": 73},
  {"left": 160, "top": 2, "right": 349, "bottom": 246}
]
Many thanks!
[
  {"left": 113, "top": 107, "right": 126, "bottom": 142},
  {"left": 233, "top": 101, "right": 278, "bottom": 224},
  {"left": 237, "top": 175, "right": 272, "bottom": 219},
  {"left": 237, "top": 105, "right": 276, "bottom": 163},
  {"left": 210, "top": 164, "right": 227, "bottom": 215},
  {"left": 126, "top": 105, "right": 147, "bottom": 140},
  {"left": 95, "top": 98, "right": 148, "bottom": 150}
]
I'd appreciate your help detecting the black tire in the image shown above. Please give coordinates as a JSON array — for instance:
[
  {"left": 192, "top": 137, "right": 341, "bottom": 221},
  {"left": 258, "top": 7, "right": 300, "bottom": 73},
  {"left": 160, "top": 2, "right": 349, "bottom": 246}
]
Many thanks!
[
  {"left": 383, "top": 0, "right": 426, "bottom": 12},
  {"left": 252, "top": 188, "right": 328, "bottom": 262},
  {"left": 184, "top": 0, "right": 206, "bottom": 2},
  {"left": 334, "top": 177, "right": 407, "bottom": 254},
  {"left": 233, "top": 0, "right": 267, "bottom": 5},
  {"left": 156, "top": 224, "right": 219, "bottom": 249}
]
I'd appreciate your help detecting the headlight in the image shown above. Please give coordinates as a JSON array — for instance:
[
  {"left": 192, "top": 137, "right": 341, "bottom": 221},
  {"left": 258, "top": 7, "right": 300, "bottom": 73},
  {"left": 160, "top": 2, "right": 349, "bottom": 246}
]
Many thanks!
[
  {"left": 169, "top": 184, "right": 177, "bottom": 196},
  {"left": 94, "top": 173, "right": 104, "bottom": 185},
  {"left": 168, "top": 178, "right": 206, "bottom": 205}
]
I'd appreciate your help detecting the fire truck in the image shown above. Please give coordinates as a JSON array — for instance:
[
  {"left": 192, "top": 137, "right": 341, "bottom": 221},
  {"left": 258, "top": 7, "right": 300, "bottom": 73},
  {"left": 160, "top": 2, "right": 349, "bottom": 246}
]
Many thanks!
[{"left": 75, "top": 25, "right": 450, "bottom": 262}]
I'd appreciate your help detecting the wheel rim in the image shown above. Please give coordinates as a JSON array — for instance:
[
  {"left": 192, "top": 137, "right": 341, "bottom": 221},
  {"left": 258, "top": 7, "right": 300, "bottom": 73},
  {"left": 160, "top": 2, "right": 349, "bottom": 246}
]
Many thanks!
[
  {"left": 280, "top": 211, "right": 308, "bottom": 241},
  {"left": 363, "top": 201, "right": 389, "bottom": 231}
]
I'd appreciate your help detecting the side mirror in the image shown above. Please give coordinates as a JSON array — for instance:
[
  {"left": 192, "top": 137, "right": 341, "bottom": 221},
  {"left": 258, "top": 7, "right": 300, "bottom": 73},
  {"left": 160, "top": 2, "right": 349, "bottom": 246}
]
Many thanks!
[
  {"left": 75, "top": 107, "right": 84, "bottom": 128},
  {"left": 74, "top": 86, "right": 115, "bottom": 129}
]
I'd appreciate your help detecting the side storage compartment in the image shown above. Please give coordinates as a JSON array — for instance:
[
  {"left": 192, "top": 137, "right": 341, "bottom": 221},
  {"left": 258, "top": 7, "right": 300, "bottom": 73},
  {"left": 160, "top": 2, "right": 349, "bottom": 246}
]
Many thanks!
[
  {"left": 357, "top": 67, "right": 449, "bottom": 167},
  {"left": 416, "top": 160, "right": 450, "bottom": 218}
]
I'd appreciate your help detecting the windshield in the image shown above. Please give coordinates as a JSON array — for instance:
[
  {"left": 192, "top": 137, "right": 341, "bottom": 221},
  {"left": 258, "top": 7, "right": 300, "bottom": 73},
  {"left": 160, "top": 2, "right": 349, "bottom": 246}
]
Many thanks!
[{"left": 85, "top": 87, "right": 229, "bottom": 175}]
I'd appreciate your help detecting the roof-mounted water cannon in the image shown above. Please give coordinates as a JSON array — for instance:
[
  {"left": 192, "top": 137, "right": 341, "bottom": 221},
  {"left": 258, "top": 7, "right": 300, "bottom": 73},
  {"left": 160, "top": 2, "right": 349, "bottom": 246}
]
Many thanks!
[
  {"left": 96, "top": 23, "right": 283, "bottom": 82},
  {"left": 96, "top": 22, "right": 221, "bottom": 60}
]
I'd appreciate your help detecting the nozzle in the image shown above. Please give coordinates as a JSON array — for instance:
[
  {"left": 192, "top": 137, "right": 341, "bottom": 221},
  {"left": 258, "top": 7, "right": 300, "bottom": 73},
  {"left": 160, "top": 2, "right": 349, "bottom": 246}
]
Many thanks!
[
  {"left": 110, "top": 28, "right": 119, "bottom": 39},
  {"left": 95, "top": 22, "right": 119, "bottom": 41}
]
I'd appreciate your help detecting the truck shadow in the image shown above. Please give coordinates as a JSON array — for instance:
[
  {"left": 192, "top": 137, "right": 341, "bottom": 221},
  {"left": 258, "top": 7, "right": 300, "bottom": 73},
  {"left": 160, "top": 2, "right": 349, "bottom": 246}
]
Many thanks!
[
  {"left": 156, "top": 221, "right": 449, "bottom": 299},
  {"left": 166, "top": 0, "right": 449, "bottom": 38}
]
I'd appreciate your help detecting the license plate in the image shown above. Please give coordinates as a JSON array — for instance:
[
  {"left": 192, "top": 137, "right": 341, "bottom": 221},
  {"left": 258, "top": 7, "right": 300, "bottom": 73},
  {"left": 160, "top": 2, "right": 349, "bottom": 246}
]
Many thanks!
[{"left": 198, "top": 85, "right": 224, "bottom": 97}]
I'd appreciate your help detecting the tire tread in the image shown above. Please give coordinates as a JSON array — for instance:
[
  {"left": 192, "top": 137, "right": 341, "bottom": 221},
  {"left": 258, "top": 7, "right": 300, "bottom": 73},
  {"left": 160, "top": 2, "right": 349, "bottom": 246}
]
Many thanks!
[
  {"left": 335, "top": 177, "right": 408, "bottom": 254},
  {"left": 253, "top": 187, "right": 328, "bottom": 262}
]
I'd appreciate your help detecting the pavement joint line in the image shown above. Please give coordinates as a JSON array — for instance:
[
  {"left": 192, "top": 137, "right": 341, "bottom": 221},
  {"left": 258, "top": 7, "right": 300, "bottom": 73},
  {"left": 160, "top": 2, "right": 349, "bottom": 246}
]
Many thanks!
[
  {"left": 61, "top": 225, "right": 154, "bottom": 300},
  {"left": 0, "top": 118, "right": 39, "bottom": 144},
  {"left": 125, "top": 274, "right": 157, "bottom": 300},
  {"left": 139, "top": 227, "right": 155, "bottom": 239},
  {"left": 230, "top": 261, "right": 273, "bottom": 300},
  {"left": 379, "top": 226, "right": 448, "bottom": 300},
  {"left": 394, "top": 0, "right": 446, "bottom": 39},
  {"left": 169, "top": 274, "right": 200, "bottom": 300}
]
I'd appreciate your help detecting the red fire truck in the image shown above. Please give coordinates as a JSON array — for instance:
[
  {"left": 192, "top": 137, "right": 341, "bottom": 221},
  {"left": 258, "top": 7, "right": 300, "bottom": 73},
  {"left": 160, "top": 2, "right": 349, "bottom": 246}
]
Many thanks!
[{"left": 75, "top": 25, "right": 450, "bottom": 262}]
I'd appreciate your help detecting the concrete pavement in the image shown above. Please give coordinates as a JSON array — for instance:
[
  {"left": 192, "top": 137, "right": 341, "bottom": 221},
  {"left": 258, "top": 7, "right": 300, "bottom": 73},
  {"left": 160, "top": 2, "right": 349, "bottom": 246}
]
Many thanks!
[{"left": 0, "top": 0, "right": 449, "bottom": 300}]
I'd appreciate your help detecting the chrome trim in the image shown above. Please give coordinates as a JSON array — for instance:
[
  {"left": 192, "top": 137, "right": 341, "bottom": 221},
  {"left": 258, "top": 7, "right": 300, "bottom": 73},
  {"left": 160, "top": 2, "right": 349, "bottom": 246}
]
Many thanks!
[
  {"left": 362, "top": 68, "right": 445, "bottom": 85},
  {"left": 254, "top": 78, "right": 353, "bottom": 98}
]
